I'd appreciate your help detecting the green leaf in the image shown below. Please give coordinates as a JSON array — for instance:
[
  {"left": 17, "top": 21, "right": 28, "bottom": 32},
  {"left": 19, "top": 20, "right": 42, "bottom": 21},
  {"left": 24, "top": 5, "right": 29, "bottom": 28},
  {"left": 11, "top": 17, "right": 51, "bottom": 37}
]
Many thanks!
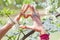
[
  {"left": 56, "top": 23, "right": 60, "bottom": 28},
  {"left": 51, "top": 21, "right": 55, "bottom": 24},
  {"left": 23, "top": 0, "right": 33, "bottom": 4}
]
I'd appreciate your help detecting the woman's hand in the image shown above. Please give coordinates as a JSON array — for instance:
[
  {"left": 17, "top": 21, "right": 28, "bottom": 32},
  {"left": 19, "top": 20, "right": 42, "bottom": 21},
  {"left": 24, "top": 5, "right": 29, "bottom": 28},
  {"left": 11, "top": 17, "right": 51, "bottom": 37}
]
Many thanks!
[
  {"left": 19, "top": 10, "right": 43, "bottom": 31},
  {"left": 31, "top": 13, "right": 47, "bottom": 34},
  {"left": 8, "top": 4, "right": 31, "bottom": 25},
  {"left": 20, "top": 13, "right": 46, "bottom": 35}
]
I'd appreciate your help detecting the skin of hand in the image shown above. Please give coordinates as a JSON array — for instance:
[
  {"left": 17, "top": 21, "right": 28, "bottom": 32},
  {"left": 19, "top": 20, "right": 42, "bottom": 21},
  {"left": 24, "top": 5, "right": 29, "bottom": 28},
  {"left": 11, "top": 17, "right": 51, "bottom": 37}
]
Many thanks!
[
  {"left": 21, "top": 4, "right": 35, "bottom": 18},
  {"left": 0, "top": 5, "right": 31, "bottom": 40},
  {"left": 0, "top": 13, "right": 22, "bottom": 39},
  {"left": 0, "top": 4, "right": 47, "bottom": 39},
  {"left": 0, "top": 4, "right": 30, "bottom": 39},
  {"left": 19, "top": 12, "right": 43, "bottom": 32},
  {"left": 20, "top": 8, "right": 47, "bottom": 35},
  {"left": 20, "top": 14, "right": 46, "bottom": 35},
  {"left": 31, "top": 14, "right": 46, "bottom": 35}
]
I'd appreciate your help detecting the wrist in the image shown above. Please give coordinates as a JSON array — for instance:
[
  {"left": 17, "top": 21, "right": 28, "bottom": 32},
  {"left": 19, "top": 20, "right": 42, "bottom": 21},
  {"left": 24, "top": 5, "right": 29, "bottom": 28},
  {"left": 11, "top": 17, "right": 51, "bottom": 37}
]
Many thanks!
[
  {"left": 39, "top": 28, "right": 47, "bottom": 35},
  {"left": 5, "top": 23, "right": 14, "bottom": 29}
]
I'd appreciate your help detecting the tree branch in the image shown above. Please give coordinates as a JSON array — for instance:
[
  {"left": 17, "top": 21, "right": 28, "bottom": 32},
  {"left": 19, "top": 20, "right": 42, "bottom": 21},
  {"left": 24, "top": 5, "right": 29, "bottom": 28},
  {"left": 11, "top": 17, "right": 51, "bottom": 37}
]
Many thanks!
[
  {"left": 21, "top": 30, "right": 35, "bottom": 40},
  {"left": 56, "top": 14, "right": 60, "bottom": 17}
]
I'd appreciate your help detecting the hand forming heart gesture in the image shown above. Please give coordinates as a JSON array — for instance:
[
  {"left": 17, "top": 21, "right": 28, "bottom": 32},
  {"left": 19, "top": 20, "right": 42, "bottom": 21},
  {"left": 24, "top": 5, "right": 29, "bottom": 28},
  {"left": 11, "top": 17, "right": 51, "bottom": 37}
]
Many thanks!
[{"left": 0, "top": 4, "right": 49, "bottom": 40}]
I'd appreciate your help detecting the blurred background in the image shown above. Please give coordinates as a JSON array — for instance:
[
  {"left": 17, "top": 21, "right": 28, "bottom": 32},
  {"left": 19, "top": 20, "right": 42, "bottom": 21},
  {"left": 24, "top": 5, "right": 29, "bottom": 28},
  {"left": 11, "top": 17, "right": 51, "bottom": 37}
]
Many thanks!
[{"left": 0, "top": 0, "right": 60, "bottom": 40}]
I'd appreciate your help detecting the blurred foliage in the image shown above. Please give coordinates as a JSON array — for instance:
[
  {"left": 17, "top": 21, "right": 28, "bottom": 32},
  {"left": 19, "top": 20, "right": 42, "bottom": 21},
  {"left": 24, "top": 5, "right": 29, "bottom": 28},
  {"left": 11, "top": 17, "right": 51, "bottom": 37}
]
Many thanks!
[
  {"left": 58, "top": 0, "right": 60, "bottom": 7},
  {"left": 23, "top": 0, "right": 34, "bottom": 4},
  {"left": 0, "top": 0, "right": 3, "bottom": 5},
  {"left": 0, "top": 0, "right": 60, "bottom": 40},
  {"left": 56, "top": 23, "right": 60, "bottom": 28},
  {"left": 15, "top": 0, "right": 23, "bottom": 4},
  {"left": 0, "top": 7, "right": 15, "bottom": 25},
  {"left": 0, "top": 0, "right": 60, "bottom": 9},
  {"left": 0, "top": 7, "right": 15, "bottom": 16},
  {"left": 0, "top": 19, "right": 6, "bottom": 25}
]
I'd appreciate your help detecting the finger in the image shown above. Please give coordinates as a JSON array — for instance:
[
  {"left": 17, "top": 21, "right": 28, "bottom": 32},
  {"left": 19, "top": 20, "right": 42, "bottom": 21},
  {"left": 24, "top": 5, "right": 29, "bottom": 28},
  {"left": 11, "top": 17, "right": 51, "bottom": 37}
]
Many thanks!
[
  {"left": 20, "top": 4, "right": 29, "bottom": 16},
  {"left": 31, "top": 14, "right": 41, "bottom": 25},
  {"left": 20, "top": 4, "right": 31, "bottom": 18},
  {"left": 24, "top": 14, "right": 32, "bottom": 18},
  {"left": 29, "top": 5, "right": 35, "bottom": 13},
  {"left": 31, "top": 13, "right": 40, "bottom": 20},
  {"left": 19, "top": 25, "right": 26, "bottom": 29},
  {"left": 19, "top": 25, "right": 34, "bottom": 29},
  {"left": 22, "top": 4, "right": 30, "bottom": 13},
  {"left": 14, "top": 14, "right": 22, "bottom": 22}
]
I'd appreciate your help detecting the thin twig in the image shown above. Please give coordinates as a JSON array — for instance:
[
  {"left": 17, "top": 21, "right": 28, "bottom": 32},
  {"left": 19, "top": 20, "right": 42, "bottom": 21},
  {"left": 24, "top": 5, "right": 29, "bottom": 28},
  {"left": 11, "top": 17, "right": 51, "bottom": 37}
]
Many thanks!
[{"left": 21, "top": 30, "right": 35, "bottom": 40}]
